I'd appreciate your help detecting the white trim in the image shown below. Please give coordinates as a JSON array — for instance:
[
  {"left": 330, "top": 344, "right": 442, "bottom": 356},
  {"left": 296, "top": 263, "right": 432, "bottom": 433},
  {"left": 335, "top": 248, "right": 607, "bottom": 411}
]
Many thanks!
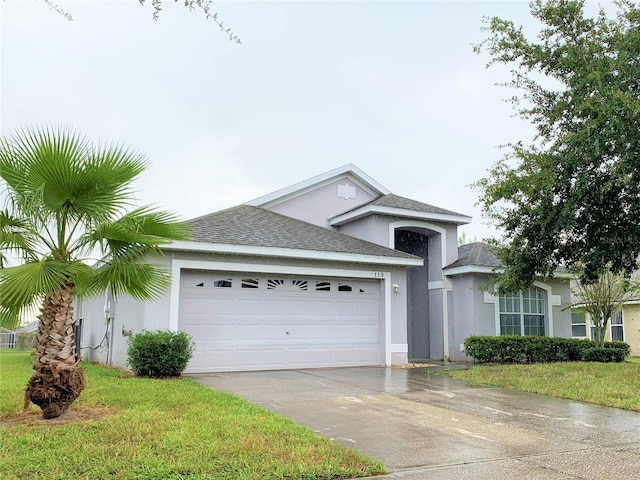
[
  {"left": 246, "top": 164, "right": 390, "bottom": 208},
  {"left": 428, "top": 281, "right": 443, "bottom": 290},
  {"left": 391, "top": 343, "right": 408, "bottom": 353},
  {"left": 547, "top": 271, "right": 576, "bottom": 279},
  {"left": 483, "top": 291, "right": 500, "bottom": 334},
  {"left": 384, "top": 275, "right": 392, "bottom": 366},
  {"left": 388, "top": 220, "right": 448, "bottom": 271},
  {"left": 534, "top": 281, "right": 555, "bottom": 337},
  {"left": 168, "top": 258, "right": 393, "bottom": 366},
  {"left": 331, "top": 204, "right": 471, "bottom": 227},
  {"left": 442, "top": 288, "right": 451, "bottom": 359},
  {"left": 163, "top": 240, "right": 423, "bottom": 267},
  {"left": 388, "top": 220, "right": 451, "bottom": 360},
  {"left": 444, "top": 264, "right": 576, "bottom": 279},
  {"left": 444, "top": 265, "right": 499, "bottom": 276}
]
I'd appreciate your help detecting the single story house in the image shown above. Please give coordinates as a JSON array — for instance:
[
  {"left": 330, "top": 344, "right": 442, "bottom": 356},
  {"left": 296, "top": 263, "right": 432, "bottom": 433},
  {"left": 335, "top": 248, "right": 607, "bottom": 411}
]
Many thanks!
[{"left": 80, "top": 164, "right": 572, "bottom": 372}]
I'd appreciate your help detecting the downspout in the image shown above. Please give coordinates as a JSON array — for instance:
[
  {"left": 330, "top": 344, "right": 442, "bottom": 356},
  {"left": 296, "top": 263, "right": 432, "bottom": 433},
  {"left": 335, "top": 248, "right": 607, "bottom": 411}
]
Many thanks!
[{"left": 104, "top": 288, "right": 113, "bottom": 367}]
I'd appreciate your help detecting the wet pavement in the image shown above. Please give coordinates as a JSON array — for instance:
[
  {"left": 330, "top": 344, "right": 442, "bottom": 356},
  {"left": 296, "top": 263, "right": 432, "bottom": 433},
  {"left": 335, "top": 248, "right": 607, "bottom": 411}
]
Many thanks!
[{"left": 189, "top": 366, "right": 640, "bottom": 479}]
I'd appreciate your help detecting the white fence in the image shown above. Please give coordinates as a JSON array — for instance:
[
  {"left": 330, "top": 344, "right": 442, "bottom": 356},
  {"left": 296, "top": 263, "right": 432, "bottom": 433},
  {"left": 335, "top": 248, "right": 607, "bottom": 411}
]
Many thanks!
[{"left": 0, "top": 330, "right": 16, "bottom": 349}]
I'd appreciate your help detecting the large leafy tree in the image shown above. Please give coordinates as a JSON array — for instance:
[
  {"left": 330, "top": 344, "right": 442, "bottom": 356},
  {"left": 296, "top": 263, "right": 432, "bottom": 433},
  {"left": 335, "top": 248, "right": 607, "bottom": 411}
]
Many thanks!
[
  {"left": 474, "top": 0, "right": 640, "bottom": 292},
  {"left": 571, "top": 269, "right": 640, "bottom": 347},
  {"left": 0, "top": 126, "right": 191, "bottom": 419}
]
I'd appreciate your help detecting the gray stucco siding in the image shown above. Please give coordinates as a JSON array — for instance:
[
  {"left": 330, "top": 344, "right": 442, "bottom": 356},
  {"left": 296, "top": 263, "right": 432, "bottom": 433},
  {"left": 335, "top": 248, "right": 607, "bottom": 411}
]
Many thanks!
[
  {"left": 267, "top": 178, "right": 376, "bottom": 228},
  {"left": 447, "top": 273, "right": 573, "bottom": 361},
  {"left": 337, "top": 214, "right": 390, "bottom": 247}
]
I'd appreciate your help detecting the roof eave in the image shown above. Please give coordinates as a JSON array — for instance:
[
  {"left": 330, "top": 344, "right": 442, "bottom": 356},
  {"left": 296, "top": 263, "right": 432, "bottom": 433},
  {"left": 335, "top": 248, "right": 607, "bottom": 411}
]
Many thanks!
[
  {"left": 330, "top": 205, "right": 472, "bottom": 227},
  {"left": 163, "top": 240, "right": 423, "bottom": 267},
  {"left": 443, "top": 264, "right": 576, "bottom": 279}
]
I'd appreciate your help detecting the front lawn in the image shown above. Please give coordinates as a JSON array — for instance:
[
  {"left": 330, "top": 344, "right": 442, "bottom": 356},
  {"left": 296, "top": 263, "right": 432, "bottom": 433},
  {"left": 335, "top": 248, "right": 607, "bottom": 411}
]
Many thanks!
[
  {"left": 438, "top": 360, "right": 640, "bottom": 411},
  {"left": 0, "top": 350, "right": 384, "bottom": 479}
]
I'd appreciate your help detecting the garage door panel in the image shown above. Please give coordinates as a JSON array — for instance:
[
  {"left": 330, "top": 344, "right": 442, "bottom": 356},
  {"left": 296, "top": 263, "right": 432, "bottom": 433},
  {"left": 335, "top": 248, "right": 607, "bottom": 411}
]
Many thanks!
[
  {"left": 179, "top": 270, "right": 382, "bottom": 373},
  {"left": 310, "top": 324, "right": 337, "bottom": 340},
  {"left": 334, "top": 348, "right": 357, "bottom": 363},
  {"left": 288, "top": 348, "right": 314, "bottom": 365},
  {"left": 262, "top": 349, "right": 288, "bottom": 366},
  {"left": 207, "top": 350, "right": 234, "bottom": 369},
  {"left": 357, "top": 303, "right": 380, "bottom": 317}
]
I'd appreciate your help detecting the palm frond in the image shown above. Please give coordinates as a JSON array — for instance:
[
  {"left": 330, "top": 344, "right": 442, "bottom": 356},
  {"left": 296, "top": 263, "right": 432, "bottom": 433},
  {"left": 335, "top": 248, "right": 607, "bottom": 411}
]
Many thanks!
[
  {"left": 0, "top": 305, "right": 21, "bottom": 330},
  {"left": 0, "top": 259, "right": 91, "bottom": 310},
  {"left": 1, "top": 125, "right": 190, "bottom": 305},
  {"left": 84, "top": 262, "right": 172, "bottom": 301},
  {"left": 0, "top": 126, "right": 149, "bottom": 226},
  {"left": 81, "top": 207, "right": 191, "bottom": 258},
  {"left": 0, "top": 209, "right": 42, "bottom": 261},
  {"left": 68, "top": 142, "right": 149, "bottom": 223}
]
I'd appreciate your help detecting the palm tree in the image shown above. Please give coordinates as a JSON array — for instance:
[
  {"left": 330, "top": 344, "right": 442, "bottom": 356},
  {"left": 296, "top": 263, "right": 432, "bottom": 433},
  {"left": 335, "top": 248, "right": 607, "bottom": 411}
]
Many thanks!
[{"left": 0, "top": 126, "right": 191, "bottom": 419}]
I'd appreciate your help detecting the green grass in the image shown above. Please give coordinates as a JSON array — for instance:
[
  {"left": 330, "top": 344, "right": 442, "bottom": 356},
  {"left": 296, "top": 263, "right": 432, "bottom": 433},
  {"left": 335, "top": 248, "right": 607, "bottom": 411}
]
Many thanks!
[
  {"left": 438, "top": 360, "right": 640, "bottom": 411},
  {"left": 0, "top": 351, "right": 384, "bottom": 479}
]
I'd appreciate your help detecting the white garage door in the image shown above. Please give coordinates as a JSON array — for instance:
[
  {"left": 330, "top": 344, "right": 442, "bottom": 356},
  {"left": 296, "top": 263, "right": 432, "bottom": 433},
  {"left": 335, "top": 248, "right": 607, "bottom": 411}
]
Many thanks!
[{"left": 179, "top": 270, "right": 382, "bottom": 373}]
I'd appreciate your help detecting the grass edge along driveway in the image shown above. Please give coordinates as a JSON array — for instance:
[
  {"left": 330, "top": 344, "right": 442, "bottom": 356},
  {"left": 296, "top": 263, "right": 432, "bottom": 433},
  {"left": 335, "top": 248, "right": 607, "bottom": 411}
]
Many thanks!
[
  {"left": 0, "top": 350, "right": 385, "bottom": 480},
  {"left": 437, "top": 359, "right": 640, "bottom": 412}
]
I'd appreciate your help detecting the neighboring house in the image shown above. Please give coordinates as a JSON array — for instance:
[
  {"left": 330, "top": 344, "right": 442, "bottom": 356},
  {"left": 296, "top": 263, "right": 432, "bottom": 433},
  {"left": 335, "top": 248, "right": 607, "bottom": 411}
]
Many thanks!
[
  {"left": 571, "top": 302, "right": 640, "bottom": 355},
  {"left": 80, "top": 164, "right": 572, "bottom": 372},
  {"left": 14, "top": 321, "right": 38, "bottom": 335},
  {"left": 0, "top": 327, "right": 15, "bottom": 349}
]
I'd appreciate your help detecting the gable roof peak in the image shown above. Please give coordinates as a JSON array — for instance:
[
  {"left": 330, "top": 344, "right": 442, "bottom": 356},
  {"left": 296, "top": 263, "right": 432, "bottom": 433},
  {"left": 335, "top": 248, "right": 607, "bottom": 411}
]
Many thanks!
[{"left": 245, "top": 164, "right": 390, "bottom": 208}]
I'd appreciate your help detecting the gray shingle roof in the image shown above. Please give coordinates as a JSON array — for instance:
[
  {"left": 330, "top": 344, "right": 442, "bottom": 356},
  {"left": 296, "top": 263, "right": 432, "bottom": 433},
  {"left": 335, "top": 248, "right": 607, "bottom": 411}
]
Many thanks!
[
  {"left": 332, "top": 194, "right": 470, "bottom": 221},
  {"left": 370, "top": 194, "right": 469, "bottom": 217},
  {"left": 188, "top": 205, "right": 419, "bottom": 260},
  {"left": 444, "top": 242, "right": 501, "bottom": 270}
]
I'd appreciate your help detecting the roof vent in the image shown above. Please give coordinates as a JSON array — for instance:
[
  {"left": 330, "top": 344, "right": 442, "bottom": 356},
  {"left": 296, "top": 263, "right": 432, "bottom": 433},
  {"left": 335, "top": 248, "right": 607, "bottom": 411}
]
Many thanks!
[{"left": 337, "top": 183, "right": 356, "bottom": 200}]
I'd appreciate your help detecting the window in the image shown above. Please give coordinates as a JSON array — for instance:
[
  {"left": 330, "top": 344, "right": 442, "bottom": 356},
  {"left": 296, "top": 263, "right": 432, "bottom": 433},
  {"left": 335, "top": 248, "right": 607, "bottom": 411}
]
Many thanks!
[
  {"left": 499, "top": 286, "right": 546, "bottom": 336},
  {"left": 337, "top": 283, "right": 352, "bottom": 292},
  {"left": 292, "top": 280, "right": 308, "bottom": 291},
  {"left": 315, "top": 281, "right": 331, "bottom": 292},
  {"left": 610, "top": 310, "right": 624, "bottom": 341},
  {"left": 241, "top": 278, "right": 259, "bottom": 289},
  {"left": 571, "top": 311, "right": 587, "bottom": 337},
  {"left": 589, "top": 311, "right": 624, "bottom": 341},
  {"left": 213, "top": 279, "right": 232, "bottom": 288},
  {"left": 267, "top": 279, "right": 286, "bottom": 290}
]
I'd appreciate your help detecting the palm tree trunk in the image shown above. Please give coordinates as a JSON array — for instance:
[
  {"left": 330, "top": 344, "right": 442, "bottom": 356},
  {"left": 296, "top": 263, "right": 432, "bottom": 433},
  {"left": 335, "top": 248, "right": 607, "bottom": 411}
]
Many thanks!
[{"left": 25, "top": 283, "right": 86, "bottom": 419}]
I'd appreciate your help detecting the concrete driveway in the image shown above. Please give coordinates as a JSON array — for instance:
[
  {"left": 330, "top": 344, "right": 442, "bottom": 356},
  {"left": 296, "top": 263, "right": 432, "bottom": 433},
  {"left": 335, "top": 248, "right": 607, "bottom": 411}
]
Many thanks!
[{"left": 190, "top": 366, "right": 640, "bottom": 479}]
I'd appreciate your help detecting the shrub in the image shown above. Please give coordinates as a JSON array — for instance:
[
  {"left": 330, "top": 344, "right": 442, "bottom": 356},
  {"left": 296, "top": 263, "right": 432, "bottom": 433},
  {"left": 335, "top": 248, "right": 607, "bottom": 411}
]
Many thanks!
[
  {"left": 127, "top": 330, "right": 195, "bottom": 378},
  {"left": 463, "top": 335, "right": 630, "bottom": 364},
  {"left": 582, "top": 347, "right": 627, "bottom": 363},
  {"left": 605, "top": 341, "right": 631, "bottom": 357},
  {"left": 15, "top": 333, "right": 36, "bottom": 350}
]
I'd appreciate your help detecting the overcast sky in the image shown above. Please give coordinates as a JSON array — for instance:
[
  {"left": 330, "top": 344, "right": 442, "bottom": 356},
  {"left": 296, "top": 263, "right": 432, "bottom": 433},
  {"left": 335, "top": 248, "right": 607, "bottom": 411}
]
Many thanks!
[{"left": 1, "top": 1, "right": 568, "bottom": 242}]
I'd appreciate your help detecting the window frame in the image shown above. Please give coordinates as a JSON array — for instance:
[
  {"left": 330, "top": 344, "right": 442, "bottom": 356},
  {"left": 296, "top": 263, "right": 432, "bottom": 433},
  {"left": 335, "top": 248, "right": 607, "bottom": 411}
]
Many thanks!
[
  {"left": 498, "top": 286, "right": 547, "bottom": 337},
  {"left": 571, "top": 310, "right": 587, "bottom": 338},
  {"left": 610, "top": 310, "right": 624, "bottom": 342}
]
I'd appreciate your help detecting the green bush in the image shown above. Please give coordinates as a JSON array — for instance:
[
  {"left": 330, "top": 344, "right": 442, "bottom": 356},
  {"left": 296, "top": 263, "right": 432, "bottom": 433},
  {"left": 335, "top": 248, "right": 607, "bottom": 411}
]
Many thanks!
[
  {"left": 605, "top": 340, "right": 631, "bottom": 357},
  {"left": 464, "top": 335, "right": 630, "bottom": 364},
  {"left": 583, "top": 347, "right": 627, "bottom": 363},
  {"left": 127, "top": 330, "right": 195, "bottom": 378}
]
